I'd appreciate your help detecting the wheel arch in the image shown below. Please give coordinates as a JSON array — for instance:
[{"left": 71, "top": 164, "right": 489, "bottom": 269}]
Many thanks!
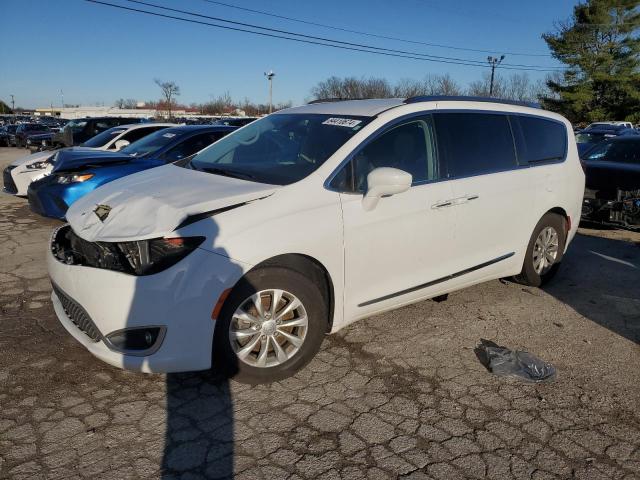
[
  {"left": 545, "top": 206, "right": 570, "bottom": 235},
  {"left": 245, "top": 253, "right": 335, "bottom": 332}
]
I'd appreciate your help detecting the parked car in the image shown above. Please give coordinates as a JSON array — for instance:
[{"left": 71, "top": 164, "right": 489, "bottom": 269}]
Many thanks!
[
  {"left": 25, "top": 132, "right": 55, "bottom": 152},
  {"left": 47, "top": 96, "right": 583, "bottom": 383},
  {"left": 581, "top": 136, "right": 640, "bottom": 229},
  {"left": 52, "top": 117, "right": 145, "bottom": 147},
  {"left": 13, "top": 123, "right": 50, "bottom": 147},
  {"left": 28, "top": 125, "right": 235, "bottom": 218},
  {"left": 4, "top": 123, "right": 175, "bottom": 196},
  {"left": 587, "top": 121, "right": 634, "bottom": 130},
  {"left": 0, "top": 124, "right": 18, "bottom": 146},
  {"left": 576, "top": 124, "right": 638, "bottom": 155}
]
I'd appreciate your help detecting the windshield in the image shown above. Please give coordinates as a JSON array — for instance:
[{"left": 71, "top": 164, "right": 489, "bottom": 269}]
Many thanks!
[
  {"left": 82, "top": 127, "right": 127, "bottom": 148},
  {"left": 66, "top": 120, "right": 88, "bottom": 132},
  {"left": 189, "top": 113, "right": 371, "bottom": 185},
  {"left": 575, "top": 132, "right": 610, "bottom": 144},
  {"left": 120, "top": 128, "right": 185, "bottom": 157},
  {"left": 584, "top": 140, "right": 640, "bottom": 164}
]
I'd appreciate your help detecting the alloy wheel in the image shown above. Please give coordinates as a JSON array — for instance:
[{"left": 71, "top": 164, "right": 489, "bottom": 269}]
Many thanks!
[
  {"left": 229, "top": 289, "right": 308, "bottom": 368},
  {"left": 532, "top": 226, "right": 559, "bottom": 275}
]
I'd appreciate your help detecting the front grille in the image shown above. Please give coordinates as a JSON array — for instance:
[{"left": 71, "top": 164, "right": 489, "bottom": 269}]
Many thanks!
[
  {"left": 3, "top": 166, "right": 17, "bottom": 194},
  {"left": 52, "top": 283, "right": 102, "bottom": 342}
]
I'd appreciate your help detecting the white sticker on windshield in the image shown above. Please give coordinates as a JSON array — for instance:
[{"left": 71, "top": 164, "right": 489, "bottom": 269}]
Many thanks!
[
  {"left": 162, "top": 133, "right": 176, "bottom": 138},
  {"left": 322, "top": 118, "right": 362, "bottom": 128}
]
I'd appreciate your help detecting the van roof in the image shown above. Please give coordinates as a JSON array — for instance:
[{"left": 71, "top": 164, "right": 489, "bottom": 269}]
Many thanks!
[{"left": 280, "top": 96, "right": 541, "bottom": 117}]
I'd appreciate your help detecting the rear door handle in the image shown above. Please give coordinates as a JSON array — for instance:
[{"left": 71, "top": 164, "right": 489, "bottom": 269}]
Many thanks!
[{"left": 466, "top": 194, "right": 479, "bottom": 201}]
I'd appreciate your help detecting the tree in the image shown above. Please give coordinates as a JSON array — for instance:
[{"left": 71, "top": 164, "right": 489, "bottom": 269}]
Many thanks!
[
  {"left": 154, "top": 79, "right": 181, "bottom": 118},
  {"left": 542, "top": 0, "right": 640, "bottom": 122},
  {"left": 114, "top": 98, "right": 137, "bottom": 109},
  {"left": 0, "top": 100, "right": 12, "bottom": 114}
]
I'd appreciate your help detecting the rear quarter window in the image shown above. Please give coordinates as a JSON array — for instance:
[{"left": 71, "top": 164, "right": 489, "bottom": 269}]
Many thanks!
[{"left": 512, "top": 115, "right": 567, "bottom": 165}]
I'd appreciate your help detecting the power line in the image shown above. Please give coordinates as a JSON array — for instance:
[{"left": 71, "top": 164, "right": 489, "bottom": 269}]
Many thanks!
[
  {"left": 85, "top": 0, "right": 565, "bottom": 72},
  {"left": 124, "top": 0, "right": 564, "bottom": 70},
  {"left": 199, "top": 0, "right": 554, "bottom": 58}
]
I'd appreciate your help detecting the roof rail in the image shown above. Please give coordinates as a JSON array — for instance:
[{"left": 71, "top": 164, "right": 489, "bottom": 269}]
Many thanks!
[
  {"left": 307, "top": 98, "right": 369, "bottom": 104},
  {"left": 404, "top": 95, "right": 540, "bottom": 109}
]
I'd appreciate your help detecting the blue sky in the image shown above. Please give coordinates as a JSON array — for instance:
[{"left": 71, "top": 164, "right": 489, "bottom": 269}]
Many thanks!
[{"left": 0, "top": 0, "right": 578, "bottom": 109}]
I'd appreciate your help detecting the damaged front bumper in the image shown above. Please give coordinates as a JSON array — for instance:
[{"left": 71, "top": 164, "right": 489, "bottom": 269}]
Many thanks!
[{"left": 47, "top": 225, "right": 248, "bottom": 373}]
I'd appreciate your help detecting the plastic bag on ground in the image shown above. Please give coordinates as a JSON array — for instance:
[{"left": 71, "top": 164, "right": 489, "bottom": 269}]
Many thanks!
[{"left": 475, "top": 339, "right": 556, "bottom": 383}]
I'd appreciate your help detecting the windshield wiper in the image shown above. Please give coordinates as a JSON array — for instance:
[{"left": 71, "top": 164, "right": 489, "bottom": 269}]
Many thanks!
[{"left": 200, "top": 166, "right": 256, "bottom": 180}]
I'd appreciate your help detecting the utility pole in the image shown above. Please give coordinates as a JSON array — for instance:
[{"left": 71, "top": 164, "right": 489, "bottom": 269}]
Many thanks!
[
  {"left": 264, "top": 70, "right": 275, "bottom": 114},
  {"left": 10, "top": 94, "right": 15, "bottom": 112},
  {"left": 487, "top": 55, "right": 505, "bottom": 96}
]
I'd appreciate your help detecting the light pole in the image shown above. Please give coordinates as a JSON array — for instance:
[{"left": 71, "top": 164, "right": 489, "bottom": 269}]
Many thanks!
[
  {"left": 264, "top": 70, "right": 275, "bottom": 114},
  {"left": 487, "top": 55, "right": 505, "bottom": 97},
  {"left": 10, "top": 94, "right": 15, "bottom": 112},
  {"left": 60, "top": 89, "right": 64, "bottom": 110}
]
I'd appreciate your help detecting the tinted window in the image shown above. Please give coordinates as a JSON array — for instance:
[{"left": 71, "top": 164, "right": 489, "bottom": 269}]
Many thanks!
[
  {"left": 120, "top": 128, "right": 186, "bottom": 157},
  {"left": 434, "top": 113, "right": 517, "bottom": 178},
  {"left": 120, "top": 126, "right": 167, "bottom": 144},
  {"left": 81, "top": 127, "right": 127, "bottom": 148},
  {"left": 332, "top": 116, "right": 439, "bottom": 192},
  {"left": 190, "top": 114, "right": 372, "bottom": 185},
  {"left": 163, "top": 132, "right": 225, "bottom": 162},
  {"left": 584, "top": 139, "right": 640, "bottom": 164},
  {"left": 514, "top": 116, "right": 566, "bottom": 163}
]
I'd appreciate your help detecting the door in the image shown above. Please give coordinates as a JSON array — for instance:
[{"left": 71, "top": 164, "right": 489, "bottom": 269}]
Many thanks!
[
  {"left": 433, "top": 112, "right": 530, "bottom": 278},
  {"left": 334, "top": 115, "right": 458, "bottom": 320}
]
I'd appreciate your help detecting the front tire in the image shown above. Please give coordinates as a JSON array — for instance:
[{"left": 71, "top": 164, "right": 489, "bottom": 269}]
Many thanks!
[
  {"left": 213, "top": 267, "right": 328, "bottom": 384},
  {"left": 513, "top": 213, "right": 566, "bottom": 287}
]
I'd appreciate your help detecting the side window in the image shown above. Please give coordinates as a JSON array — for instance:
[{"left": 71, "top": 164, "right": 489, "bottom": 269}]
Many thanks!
[
  {"left": 163, "top": 133, "right": 221, "bottom": 162},
  {"left": 331, "top": 116, "right": 439, "bottom": 192},
  {"left": 120, "top": 126, "right": 164, "bottom": 145},
  {"left": 512, "top": 116, "right": 567, "bottom": 165},
  {"left": 434, "top": 113, "right": 517, "bottom": 178}
]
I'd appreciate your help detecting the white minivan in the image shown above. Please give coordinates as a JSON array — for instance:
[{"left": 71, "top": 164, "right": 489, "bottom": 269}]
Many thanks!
[{"left": 48, "top": 97, "right": 584, "bottom": 383}]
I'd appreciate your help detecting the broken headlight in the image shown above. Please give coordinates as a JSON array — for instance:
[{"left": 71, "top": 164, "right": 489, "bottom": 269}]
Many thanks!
[{"left": 117, "top": 237, "right": 205, "bottom": 276}]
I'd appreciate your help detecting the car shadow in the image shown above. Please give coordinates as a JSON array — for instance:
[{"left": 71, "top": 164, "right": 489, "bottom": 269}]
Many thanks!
[
  {"left": 543, "top": 231, "right": 640, "bottom": 344},
  {"left": 115, "top": 215, "right": 242, "bottom": 477}
]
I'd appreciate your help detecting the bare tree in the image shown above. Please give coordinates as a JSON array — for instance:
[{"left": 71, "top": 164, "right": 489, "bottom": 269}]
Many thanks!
[{"left": 154, "top": 79, "right": 180, "bottom": 118}]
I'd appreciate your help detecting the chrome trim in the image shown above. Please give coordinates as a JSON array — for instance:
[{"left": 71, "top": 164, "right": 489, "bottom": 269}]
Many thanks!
[{"left": 358, "top": 252, "right": 515, "bottom": 307}]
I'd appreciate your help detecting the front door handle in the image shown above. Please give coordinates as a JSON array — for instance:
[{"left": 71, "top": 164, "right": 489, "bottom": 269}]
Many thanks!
[{"left": 431, "top": 200, "right": 453, "bottom": 209}]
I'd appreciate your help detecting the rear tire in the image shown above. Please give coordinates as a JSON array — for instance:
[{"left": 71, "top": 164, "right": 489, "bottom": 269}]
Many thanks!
[
  {"left": 513, "top": 213, "right": 566, "bottom": 287},
  {"left": 213, "top": 267, "right": 328, "bottom": 384}
]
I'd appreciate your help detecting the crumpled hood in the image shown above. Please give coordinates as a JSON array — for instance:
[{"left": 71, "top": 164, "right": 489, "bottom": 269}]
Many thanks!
[
  {"left": 66, "top": 164, "right": 279, "bottom": 242},
  {"left": 51, "top": 148, "right": 132, "bottom": 173}
]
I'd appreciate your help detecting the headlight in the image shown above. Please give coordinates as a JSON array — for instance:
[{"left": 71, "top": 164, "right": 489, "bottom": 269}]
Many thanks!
[
  {"left": 117, "top": 236, "right": 205, "bottom": 275},
  {"left": 56, "top": 173, "right": 94, "bottom": 184},
  {"left": 26, "top": 161, "right": 50, "bottom": 170},
  {"left": 26, "top": 139, "right": 33, "bottom": 145}
]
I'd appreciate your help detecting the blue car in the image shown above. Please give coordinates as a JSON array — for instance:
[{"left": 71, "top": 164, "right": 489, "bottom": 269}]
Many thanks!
[
  {"left": 27, "top": 125, "right": 236, "bottom": 219},
  {"left": 575, "top": 124, "right": 639, "bottom": 156}
]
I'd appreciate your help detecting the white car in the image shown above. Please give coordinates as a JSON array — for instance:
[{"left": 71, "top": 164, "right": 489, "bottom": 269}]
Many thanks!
[
  {"left": 3, "top": 123, "right": 175, "bottom": 196},
  {"left": 48, "top": 97, "right": 584, "bottom": 383}
]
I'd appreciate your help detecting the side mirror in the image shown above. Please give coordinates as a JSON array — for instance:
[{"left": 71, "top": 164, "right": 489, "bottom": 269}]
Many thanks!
[
  {"left": 362, "top": 167, "right": 412, "bottom": 211},
  {"left": 114, "top": 139, "right": 130, "bottom": 150}
]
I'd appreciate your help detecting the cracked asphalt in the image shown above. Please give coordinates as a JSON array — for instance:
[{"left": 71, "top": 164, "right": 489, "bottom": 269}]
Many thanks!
[{"left": 1, "top": 147, "right": 640, "bottom": 479}]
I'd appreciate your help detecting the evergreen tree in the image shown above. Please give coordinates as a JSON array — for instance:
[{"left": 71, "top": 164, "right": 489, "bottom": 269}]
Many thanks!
[{"left": 542, "top": 0, "right": 640, "bottom": 123}]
